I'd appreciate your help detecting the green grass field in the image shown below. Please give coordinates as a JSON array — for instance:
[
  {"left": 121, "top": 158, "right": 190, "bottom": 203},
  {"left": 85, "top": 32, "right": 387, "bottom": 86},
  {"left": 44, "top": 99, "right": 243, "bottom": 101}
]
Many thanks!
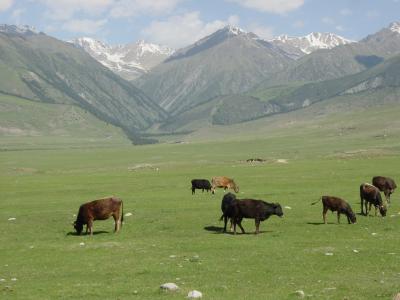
[{"left": 1, "top": 131, "right": 400, "bottom": 299}]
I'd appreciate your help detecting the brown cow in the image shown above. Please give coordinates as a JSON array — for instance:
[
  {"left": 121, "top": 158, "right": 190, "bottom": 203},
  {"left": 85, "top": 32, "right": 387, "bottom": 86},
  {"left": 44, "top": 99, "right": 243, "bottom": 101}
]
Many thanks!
[
  {"left": 372, "top": 176, "right": 397, "bottom": 204},
  {"left": 211, "top": 176, "right": 239, "bottom": 194},
  {"left": 73, "top": 196, "right": 123, "bottom": 235},
  {"left": 311, "top": 196, "right": 356, "bottom": 224},
  {"left": 360, "top": 183, "right": 386, "bottom": 217},
  {"left": 229, "top": 199, "right": 283, "bottom": 234}
]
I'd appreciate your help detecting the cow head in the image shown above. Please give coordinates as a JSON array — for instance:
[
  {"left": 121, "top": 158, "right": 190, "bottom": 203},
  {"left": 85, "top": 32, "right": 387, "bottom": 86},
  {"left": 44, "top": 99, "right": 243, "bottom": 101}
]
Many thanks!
[
  {"left": 348, "top": 211, "right": 357, "bottom": 224},
  {"left": 74, "top": 221, "right": 83, "bottom": 235},
  {"left": 379, "top": 205, "right": 387, "bottom": 217},
  {"left": 273, "top": 203, "right": 284, "bottom": 217}
]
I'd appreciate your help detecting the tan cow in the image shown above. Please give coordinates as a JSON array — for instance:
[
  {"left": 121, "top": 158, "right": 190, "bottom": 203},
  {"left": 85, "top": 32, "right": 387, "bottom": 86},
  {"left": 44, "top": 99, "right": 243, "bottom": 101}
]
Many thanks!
[
  {"left": 73, "top": 196, "right": 123, "bottom": 235},
  {"left": 211, "top": 176, "right": 239, "bottom": 194}
]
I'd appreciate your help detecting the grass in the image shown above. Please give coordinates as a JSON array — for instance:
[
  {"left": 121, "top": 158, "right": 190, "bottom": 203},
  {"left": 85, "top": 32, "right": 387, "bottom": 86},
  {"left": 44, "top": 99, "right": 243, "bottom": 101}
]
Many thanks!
[{"left": 1, "top": 132, "right": 400, "bottom": 299}]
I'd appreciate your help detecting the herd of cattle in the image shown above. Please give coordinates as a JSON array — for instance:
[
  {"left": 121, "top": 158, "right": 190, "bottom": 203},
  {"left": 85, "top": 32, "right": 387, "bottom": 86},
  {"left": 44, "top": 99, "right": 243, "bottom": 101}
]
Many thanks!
[{"left": 73, "top": 175, "right": 396, "bottom": 235}]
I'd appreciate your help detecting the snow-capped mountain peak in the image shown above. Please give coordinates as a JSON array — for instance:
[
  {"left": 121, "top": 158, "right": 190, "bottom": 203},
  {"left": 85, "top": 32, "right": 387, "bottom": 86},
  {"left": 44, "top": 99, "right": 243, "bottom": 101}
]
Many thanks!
[
  {"left": 225, "top": 25, "right": 246, "bottom": 36},
  {"left": 389, "top": 21, "right": 400, "bottom": 34},
  {"left": 270, "top": 32, "right": 354, "bottom": 55},
  {"left": 71, "top": 37, "right": 174, "bottom": 80}
]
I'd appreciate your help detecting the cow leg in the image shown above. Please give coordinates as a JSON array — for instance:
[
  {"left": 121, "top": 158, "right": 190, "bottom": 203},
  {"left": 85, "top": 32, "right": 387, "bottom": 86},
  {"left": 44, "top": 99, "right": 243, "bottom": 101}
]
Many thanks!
[
  {"left": 192, "top": 188, "right": 195, "bottom": 195},
  {"left": 87, "top": 220, "right": 93, "bottom": 235},
  {"left": 85, "top": 225, "right": 89, "bottom": 235},
  {"left": 229, "top": 219, "right": 233, "bottom": 232},
  {"left": 233, "top": 220, "right": 237, "bottom": 235},
  {"left": 237, "top": 218, "right": 245, "bottom": 234},
  {"left": 113, "top": 214, "right": 119, "bottom": 232},
  {"left": 360, "top": 198, "right": 364, "bottom": 215},
  {"left": 223, "top": 216, "right": 228, "bottom": 232},
  {"left": 337, "top": 212, "right": 340, "bottom": 224},
  {"left": 323, "top": 206, "right": 328, "bottom": 224},
  {"left": 255, "top": 219, "right": 260, "bottom": 234}
]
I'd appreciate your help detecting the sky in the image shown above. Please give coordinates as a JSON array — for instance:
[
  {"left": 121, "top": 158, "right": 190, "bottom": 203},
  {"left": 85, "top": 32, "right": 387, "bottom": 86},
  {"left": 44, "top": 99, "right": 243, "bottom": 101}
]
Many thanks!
[{"left": 0, "top": 0, "right": 399, "bottom": 48}]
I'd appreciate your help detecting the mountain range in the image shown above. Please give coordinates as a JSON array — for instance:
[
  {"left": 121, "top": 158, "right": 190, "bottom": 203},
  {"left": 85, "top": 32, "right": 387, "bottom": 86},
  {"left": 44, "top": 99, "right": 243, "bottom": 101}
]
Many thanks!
[{"left": 1, "top": 21, "right": 400, "bottom": 143}]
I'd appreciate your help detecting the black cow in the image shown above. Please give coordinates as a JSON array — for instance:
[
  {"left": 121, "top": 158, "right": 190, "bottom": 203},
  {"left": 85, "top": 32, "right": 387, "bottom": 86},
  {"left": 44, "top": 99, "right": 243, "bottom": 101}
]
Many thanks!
[
  {"left": 360, "top": 183, "right": 386, "bottom": 217},
  {"left": 372, "top": 176, "right": 397, "bottom": 204},
  {"left": 73, "top": 196, "right": 123, "bottom": 235},
  {"left": 229, "top": 199, "right": 283, "bottom": 234},
  {"left": 219, "top": 193, "right": 237, "bottom": 232},
  {"left": 311, "top": 196, "right": 356, "bottom": 224},
  {"left": 191, "top": 179, "right": 212, "bottom": 194}
]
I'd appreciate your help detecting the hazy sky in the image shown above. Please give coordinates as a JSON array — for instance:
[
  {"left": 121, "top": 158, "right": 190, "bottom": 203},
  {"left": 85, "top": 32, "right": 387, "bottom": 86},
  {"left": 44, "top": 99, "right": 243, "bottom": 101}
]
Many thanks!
[{"left": 0, "top": 0, "right": 399, "bottom": 48}]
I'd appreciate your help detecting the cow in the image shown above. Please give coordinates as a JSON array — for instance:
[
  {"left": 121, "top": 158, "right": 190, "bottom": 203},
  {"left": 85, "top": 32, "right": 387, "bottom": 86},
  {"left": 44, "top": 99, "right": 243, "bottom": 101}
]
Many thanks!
[
  {"left": 228, "top": 199, "right": 283, "bottom": 234},
  {"left": 211, "top": 176, "right": 239, "bottom": 194},
  {"left": 191, "top": 179, "right": 212, "bottom": 195},
  {"left": 360, "top": 183, "right": 386, "bottom": 217},
  {"left": 311, "top": 196, "right": 356, "bottom": 224},
  {"left": 372, "top": 176, "right": 397, "bottom": 204},
  {"left": 73, "top": 196, "right": 124, "bottom": 235},
  {"left": 219, "top": 193, "right": 237, "bottom": 232}
]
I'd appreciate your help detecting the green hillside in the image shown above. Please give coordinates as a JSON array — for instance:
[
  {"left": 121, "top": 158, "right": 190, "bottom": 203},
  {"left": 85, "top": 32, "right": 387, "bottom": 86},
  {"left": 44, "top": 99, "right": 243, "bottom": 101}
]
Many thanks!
[
  {"left": 136, "top": 27, "right": 291, "bottom": 116},
  {"left": 0, "top": 93, "right": 130, "bottom": 149},
  {"left": 0, "top": 28, "right": 168, "bottom": 143}
]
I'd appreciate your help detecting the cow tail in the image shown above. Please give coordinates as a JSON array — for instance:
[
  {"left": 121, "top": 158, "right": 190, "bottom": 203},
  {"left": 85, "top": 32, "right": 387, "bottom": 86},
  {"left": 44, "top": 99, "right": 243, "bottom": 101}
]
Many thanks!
[{"left": 311, "top": 197, "right": 321, "bottom": 205}]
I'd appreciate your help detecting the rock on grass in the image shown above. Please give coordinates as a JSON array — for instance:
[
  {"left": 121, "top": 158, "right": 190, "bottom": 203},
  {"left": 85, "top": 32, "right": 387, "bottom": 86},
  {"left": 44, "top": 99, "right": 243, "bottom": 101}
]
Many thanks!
[
  {"left": 160, "top": 282, "right": 179, "bottom": 291},
  {"left": 187, "top": 290, "right": 202, "bottom": 298}
]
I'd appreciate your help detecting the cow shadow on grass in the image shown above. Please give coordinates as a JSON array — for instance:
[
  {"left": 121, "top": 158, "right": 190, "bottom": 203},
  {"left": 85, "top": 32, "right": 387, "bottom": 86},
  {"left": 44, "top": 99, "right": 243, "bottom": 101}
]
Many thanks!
[
  {"left": 307, "top": 222, "right": 334, "bottom": 225},
  {"left": 66, "top": 231, "right": 109, "bottom": 236},
  {"left": 203, "top": 226, "right": 272, "bottom": 235}
]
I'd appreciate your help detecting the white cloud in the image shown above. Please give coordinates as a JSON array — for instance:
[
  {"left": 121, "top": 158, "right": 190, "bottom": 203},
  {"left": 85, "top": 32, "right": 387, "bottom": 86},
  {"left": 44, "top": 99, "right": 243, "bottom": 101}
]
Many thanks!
[
  {"left": 62, "top": 18, "right": 108, "bottom": 34},
  {"left": 38, "top": 0, "right": 113, "bottom": 20},
  {"left": 248, "top": 24, "right": 274, "bottom": 39},
  {"left": 141, "top": 12, "right": 239, "bottom": 48},
  {"left": 226, "top": 0, "right": 304, "bottom": 14},
  {"left": 340, "top": 8, "right": 352, "bottom": 16},
  {"left": 110, "top": 0, "right": 184, "bottom": 18},
  {"left": 0, "top": 0, "right": 13, "bottom": 12}
]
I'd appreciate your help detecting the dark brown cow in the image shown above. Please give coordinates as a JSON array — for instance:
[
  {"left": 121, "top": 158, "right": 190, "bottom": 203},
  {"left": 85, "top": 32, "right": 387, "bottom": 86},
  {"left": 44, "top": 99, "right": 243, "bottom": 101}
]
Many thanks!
[
  {"left": 73, "top": 196, "right": 123, "bottom": 235},
  {"left": 372, "top": 176, "right": 397, "bottom": 204},
  {"left": 360, "top": 183, "right": 386, "bottom": 217},
  {"left": 228, "top": 199, "right": 283, "bottom": 234},
  {"left": 311, "top": 196, "right": 356, "bottom": 224},
  {"left": 219, "top": 192, "right": 237, "bottom": 232},
  {"left": 211, "top": 176, "right": 239, "bottom": 194}
]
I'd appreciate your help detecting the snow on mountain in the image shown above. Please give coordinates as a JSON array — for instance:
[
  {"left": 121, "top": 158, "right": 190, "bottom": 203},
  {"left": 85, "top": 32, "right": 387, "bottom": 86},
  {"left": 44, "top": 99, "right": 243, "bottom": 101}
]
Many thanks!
[
  {"left": 71, "top": 37, "right": 174, "bottom": 80},
  {"left": 389, "top": 21, "right": 400, "bottom": 34},
  {"left": 0, "top": 24, "right": 38, "bottom": 35},
  {"left": 270, "top": 32, "right": 354, "bottom": 56}
]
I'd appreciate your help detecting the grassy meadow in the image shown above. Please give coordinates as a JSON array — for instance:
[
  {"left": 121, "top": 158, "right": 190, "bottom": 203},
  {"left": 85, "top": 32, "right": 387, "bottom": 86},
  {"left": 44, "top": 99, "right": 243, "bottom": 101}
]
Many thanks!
[{"left": 1, "top": 128, "right": 400, "bottom": 299}]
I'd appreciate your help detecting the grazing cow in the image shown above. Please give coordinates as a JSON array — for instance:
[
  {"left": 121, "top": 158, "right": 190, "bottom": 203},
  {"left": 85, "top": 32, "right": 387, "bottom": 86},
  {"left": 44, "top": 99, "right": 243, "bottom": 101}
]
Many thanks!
[
  {"left": 191, "top": 179, "right": 212, "bottom": 195},
  {"left": 372, "top": 176, "right": 397, "bottom": 204},
  {"left": 311, "top": 196, "right": 356, "bottom": 224},
  {"left": 219, "top": 193, "right": 237, "bottom": 232},
  {"left": 211, "top": 176, "right": 239, "bottom": 194},
  {"left": 360, "top": 183, "right": 386, "bottom": 217},
  {"left": 73, "top": 196, "right": 123, "bottom": 235},
  {"left": 229, "top": 199, "right": 283, "bottom": 234}
]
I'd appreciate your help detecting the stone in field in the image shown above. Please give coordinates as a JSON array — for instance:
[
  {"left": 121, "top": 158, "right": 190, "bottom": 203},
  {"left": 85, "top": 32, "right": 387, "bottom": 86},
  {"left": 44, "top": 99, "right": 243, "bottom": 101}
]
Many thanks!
[
  {"left": 294, "top": 290, "right": 305, "bottom": 298},
  {"left": 160, "top": 282, "right": 179, "bottom": 291},
  {"left": 187, "top": 290, "right": 202, "bottom": 298}
]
